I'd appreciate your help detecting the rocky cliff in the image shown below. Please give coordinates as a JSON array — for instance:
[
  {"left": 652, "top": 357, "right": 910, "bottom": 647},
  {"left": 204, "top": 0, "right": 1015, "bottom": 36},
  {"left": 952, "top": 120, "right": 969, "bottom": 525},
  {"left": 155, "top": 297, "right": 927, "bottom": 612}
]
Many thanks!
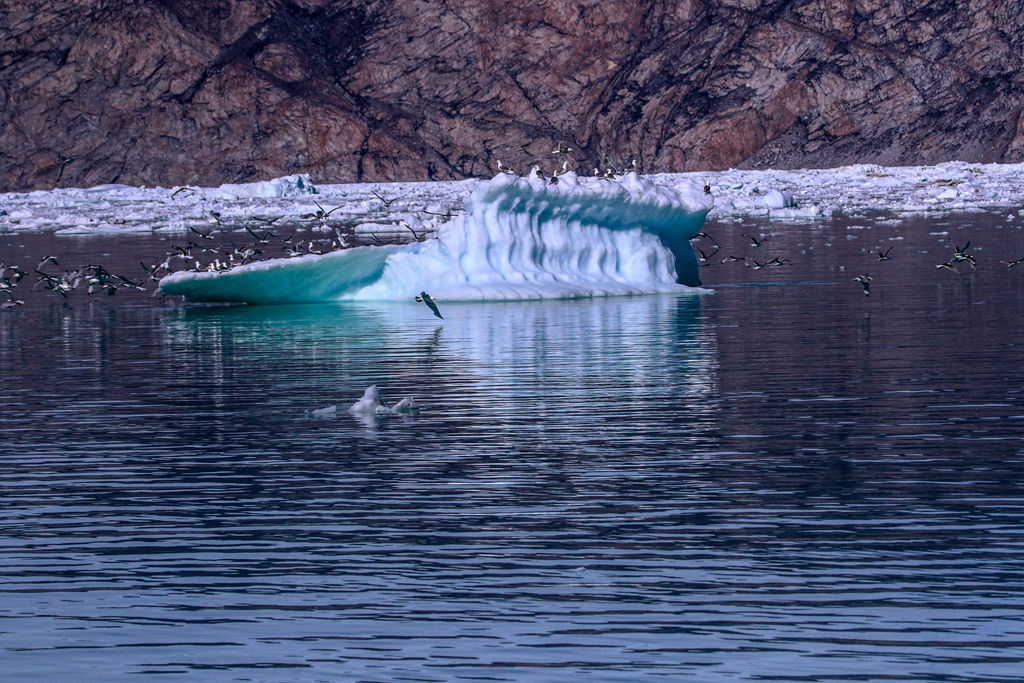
[{"left": 2, "top": 0, "right": 1022, "bottom": 191}]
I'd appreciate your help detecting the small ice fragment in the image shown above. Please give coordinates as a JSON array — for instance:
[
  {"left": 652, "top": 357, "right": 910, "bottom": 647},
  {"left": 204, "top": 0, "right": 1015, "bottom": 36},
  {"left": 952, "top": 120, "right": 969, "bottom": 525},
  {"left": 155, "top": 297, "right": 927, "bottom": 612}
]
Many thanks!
[
  {"left": 762, "top": 189, "right": 795, "bottom": 208},
  {"left": 310, "top": 405, "right": 337, "bottom": 419},
  {"left": 390, "top": 397, "right": 420, "bottom": 414},
  {"left": 350, "top": 385, "right": 388, "bottom": 414}
]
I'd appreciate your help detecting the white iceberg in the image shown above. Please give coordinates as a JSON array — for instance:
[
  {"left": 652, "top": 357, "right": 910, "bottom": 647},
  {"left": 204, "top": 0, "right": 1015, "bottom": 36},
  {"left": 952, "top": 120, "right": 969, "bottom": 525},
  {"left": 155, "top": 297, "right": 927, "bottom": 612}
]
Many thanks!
[
  {"left": 207, "top": 174, "right": 319, "bottom": 200},
  {"left": 159, "top": 171, "right": 713, "bottom": 303}
]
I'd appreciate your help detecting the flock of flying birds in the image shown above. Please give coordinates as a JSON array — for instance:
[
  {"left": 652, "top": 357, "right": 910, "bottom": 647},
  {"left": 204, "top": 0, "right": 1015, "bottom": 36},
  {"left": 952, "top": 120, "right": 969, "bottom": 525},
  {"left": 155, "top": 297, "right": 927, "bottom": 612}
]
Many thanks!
[
  {"left": 689, "top": 226, "right": 1024, "bottom": 297},
  {"left": 853, "top": 238, "right": 1024, "bottom": 295},
  {"left": 0, "top": 192, "right": 440, "bottom": 310},
  {"left": 0, "top": 146, "right": 641, "bottom": 315},
  {"left": 3, "top": 149, "right": 1024, "bottom": 310}
]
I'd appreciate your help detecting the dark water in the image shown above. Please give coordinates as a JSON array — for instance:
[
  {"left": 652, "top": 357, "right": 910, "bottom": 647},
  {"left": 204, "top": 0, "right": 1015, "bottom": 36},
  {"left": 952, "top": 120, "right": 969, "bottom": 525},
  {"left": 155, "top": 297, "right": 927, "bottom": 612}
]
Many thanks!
[{"left": 3, "top": 213, "right": 1024, "bottom": 681}]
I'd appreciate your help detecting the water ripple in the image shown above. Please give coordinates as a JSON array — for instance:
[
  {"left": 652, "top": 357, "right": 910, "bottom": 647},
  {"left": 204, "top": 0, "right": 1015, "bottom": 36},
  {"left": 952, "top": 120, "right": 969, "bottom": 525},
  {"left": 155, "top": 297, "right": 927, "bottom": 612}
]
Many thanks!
[{"left": 3, "top": 219, "right": 1024, "bottom": 680}]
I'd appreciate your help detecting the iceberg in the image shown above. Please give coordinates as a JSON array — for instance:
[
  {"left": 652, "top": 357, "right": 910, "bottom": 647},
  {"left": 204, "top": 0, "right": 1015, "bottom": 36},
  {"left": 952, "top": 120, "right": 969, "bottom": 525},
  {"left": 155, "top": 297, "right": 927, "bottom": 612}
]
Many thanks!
[
  {"left": 159, "top": 171, "right": 713, "bottom": 303},
  {"left": 206, "top": 173, "right": 319, "bottom": 199}
]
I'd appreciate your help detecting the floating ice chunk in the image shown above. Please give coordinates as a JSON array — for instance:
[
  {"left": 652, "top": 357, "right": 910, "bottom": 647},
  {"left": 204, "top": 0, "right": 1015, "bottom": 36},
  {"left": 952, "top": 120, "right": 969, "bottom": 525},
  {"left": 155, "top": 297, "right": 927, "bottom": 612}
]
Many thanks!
[
  {"left": 769, "top": 205, "right": 830, "bottom": 220},
  {"left": 54, "top": 223, "right": 153, "bottom": 235},
  {"left": 210, "top": 174, "right": 319, "bottom": 199},
  {"left": 723, "top": 188, "right": 796, "bottom": 214},
  {"left": 349, "top": 384, "right": 392, "bottom": 415},
  {"left": 309, "top": 405, "right": 338, "bottom": 419},
  {"left": 390, "top": 397, "right": 420, "bottom": 414},
  {"left": 349, "top": 386, "right": 419, "bottom": 416},
  {"left": 763, "top": 189, "right": 796, "bottom": 209},
  {"left": 81, "top": 184, "right": 137, "bottom": 195}
]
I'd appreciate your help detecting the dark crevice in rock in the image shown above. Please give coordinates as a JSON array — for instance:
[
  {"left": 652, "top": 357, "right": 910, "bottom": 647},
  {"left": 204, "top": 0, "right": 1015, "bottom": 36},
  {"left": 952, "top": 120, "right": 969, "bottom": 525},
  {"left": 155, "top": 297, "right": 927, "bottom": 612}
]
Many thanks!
[{"left": 172, "top": 1, "right": 383, "bottom": 105}]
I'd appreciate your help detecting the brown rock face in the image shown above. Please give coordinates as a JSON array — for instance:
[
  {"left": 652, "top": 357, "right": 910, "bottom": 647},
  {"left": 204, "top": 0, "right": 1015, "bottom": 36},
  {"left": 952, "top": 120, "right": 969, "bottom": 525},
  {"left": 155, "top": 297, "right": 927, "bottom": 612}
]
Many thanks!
[{"left": 2, "top": 0, "right": 1022, "bottom": 191}]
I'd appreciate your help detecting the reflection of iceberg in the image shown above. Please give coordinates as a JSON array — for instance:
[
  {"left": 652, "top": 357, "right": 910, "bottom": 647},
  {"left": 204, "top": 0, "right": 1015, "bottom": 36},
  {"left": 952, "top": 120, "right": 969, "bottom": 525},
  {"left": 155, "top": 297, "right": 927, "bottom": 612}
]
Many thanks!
[
  {"left": 160, "top": 172, "right": 713, "bottom": 304},
  {"left": 161, "top": 296, "right": 716, "bottom": 428}
]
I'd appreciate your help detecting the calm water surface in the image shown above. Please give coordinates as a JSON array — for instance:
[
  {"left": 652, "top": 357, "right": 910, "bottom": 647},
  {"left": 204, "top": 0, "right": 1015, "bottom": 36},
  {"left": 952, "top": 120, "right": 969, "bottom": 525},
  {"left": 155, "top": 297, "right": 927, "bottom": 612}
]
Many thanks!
[{"left": 3, "top": 212, "right": 1024, "bottom": 681}]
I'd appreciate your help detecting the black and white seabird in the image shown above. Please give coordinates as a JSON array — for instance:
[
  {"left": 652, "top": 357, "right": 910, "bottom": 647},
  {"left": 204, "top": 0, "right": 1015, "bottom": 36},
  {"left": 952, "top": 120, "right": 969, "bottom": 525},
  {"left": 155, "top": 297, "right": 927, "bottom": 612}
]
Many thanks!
[
  {"left": 950, "top": 240, "right": 976, "bottom": 268},
  {"left": 189, "top": 225, "right": 216, "bottom": 239},
  {"left": 55, "top": 156, "right": 74, "bottom": 184},
  {"left": 417, "top": 291, "right": 443, "bottom": 319},
  {"left": 37, "top": 255, "right": 59, "bottom": 270},
  {"left": 370, "top": 190, "right": 404, "bottom": 208}
]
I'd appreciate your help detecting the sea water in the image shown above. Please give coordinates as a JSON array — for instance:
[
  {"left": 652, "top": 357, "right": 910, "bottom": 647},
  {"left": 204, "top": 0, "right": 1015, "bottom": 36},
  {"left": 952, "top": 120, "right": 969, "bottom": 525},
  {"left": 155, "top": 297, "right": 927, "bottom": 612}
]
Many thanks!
[{"left": 2, "top": 212, "right": 1024, "bottom": 681}]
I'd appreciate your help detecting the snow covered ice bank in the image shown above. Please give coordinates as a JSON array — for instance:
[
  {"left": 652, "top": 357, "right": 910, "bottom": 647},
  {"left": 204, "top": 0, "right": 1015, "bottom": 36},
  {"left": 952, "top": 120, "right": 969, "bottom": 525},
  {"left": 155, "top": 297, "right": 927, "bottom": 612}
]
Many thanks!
[
  {"left": 159, "top": 171, "right": 713, "bottom": 303},
  {"left": 4, "top": 161, "right": 1024, "bottom": 237}
]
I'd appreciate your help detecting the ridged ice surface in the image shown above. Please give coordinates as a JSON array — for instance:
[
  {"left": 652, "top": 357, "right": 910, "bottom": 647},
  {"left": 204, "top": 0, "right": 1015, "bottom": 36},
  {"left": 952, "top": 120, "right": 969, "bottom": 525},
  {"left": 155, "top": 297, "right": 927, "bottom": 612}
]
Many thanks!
[{"left": 159, "top": 172, "right": 712, "bottom": 303}]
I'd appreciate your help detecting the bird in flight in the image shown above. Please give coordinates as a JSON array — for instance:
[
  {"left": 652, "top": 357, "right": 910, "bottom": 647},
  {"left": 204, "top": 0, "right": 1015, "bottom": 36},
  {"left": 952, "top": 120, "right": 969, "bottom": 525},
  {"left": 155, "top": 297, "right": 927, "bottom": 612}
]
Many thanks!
[
  {"left": 853, "top": 273, "right": 872, "bottom": 295},
  {"left": 416, "top": 291, "right": 443, "bottom": 319},
  {"left": 56, "top": 156, "right": 75, "bottom": 184},
  {"left": 951, "top": 240, "right": 976, "bottom": 268}
]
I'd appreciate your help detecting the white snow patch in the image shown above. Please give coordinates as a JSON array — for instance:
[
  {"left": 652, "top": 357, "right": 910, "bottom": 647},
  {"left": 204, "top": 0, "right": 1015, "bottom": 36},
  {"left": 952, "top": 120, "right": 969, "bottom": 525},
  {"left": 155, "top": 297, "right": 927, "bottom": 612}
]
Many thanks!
[{"left": 3, "top": 162, "right": 1024, "bottom": 238}]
